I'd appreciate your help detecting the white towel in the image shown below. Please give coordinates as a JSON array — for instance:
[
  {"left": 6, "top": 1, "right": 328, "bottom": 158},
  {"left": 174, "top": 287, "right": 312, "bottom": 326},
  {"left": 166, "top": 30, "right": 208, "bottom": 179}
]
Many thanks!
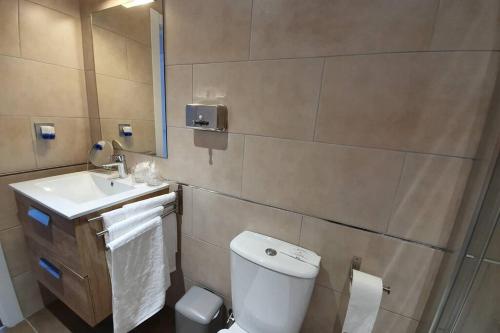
[
  {"left": 123, "top": 192, "right": 178, "bottom": 272},
  {"left": 123, "top": 192, "right": 176, "bottom": 216},
  {"left": 107, "top": 217, "right": 170, "bottom": 333},
  {"left": 102, "top": 208, "right": 128, "bottom": 231}
]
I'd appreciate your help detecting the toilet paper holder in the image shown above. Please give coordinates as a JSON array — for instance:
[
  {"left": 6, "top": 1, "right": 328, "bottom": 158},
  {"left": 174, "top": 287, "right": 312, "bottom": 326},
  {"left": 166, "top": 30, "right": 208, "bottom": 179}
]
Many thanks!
[{"left": 350, "top": 256, "right": 391, "bottom": 295}]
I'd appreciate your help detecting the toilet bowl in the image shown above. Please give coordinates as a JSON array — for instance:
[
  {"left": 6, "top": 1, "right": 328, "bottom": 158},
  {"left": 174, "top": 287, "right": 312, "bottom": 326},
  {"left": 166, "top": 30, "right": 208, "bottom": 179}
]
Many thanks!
[{"left": 218, "top": 231, "right": 321, "bottom": 333}]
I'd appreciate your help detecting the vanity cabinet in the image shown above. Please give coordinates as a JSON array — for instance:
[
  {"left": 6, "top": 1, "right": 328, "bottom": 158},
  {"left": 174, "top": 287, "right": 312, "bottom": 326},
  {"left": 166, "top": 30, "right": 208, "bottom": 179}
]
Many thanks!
[{"left": 14, "top": 188, "right": 169, "bottom": 326}]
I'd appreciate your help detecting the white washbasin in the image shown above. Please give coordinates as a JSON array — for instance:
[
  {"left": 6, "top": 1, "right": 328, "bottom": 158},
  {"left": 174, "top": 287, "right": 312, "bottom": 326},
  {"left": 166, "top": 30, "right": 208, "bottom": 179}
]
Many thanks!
[{"left": 10, "top": 171, "right": 169, "bottom": 219}]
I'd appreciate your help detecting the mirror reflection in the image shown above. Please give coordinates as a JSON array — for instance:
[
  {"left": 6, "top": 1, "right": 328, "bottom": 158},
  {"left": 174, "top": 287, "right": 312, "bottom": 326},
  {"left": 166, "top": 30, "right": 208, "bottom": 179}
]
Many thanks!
[{"left": 91, "top": 0, "right": 167, "bottom": 158}]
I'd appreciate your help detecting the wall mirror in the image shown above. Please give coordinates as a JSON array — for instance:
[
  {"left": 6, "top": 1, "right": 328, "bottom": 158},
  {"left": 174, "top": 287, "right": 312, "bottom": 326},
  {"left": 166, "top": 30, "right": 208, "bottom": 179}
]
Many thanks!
[{"left": 90, "top": 0, "right": 167, "bottom": 158}]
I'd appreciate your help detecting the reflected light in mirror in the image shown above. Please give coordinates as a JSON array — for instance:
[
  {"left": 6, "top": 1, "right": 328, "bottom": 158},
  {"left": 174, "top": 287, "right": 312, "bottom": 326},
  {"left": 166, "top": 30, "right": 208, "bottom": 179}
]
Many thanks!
[{"left": 122, "top": 0, "right": 154, "bottom": 8}]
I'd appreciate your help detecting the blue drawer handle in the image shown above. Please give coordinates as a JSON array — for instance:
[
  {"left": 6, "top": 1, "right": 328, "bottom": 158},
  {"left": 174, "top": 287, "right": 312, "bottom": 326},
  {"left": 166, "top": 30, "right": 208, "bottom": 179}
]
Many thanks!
[
  {"left": 28, "top": 207, "right": 50, "bottom": 227},
  {"left": 39, "top": 258, "right": 61, "bottom": 280}
]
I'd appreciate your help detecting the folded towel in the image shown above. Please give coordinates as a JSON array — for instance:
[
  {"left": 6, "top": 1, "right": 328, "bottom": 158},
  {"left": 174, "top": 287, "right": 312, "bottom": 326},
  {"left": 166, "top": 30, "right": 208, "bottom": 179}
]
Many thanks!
[
  {"left": 107, "top": 217, "right": 171, "bottom": 333},
  {"left": 123, "top": 192, "right": 176, "bottom": 216},
  {"left": 106, "top": 207, "right": 164, "bottom": 243},
  {"left": 102, "top": 208, "right": 128, "bottom": 231}
]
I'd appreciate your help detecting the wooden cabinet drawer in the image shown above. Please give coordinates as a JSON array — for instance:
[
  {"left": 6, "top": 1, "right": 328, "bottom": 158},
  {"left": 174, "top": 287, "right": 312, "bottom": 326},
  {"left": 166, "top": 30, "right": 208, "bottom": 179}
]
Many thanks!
[
  {"left": 28, "top": 239, "right": 95, "bottom": 325},
  {"left": 15, "top": 194, "right": 83, "bottom": 275}
]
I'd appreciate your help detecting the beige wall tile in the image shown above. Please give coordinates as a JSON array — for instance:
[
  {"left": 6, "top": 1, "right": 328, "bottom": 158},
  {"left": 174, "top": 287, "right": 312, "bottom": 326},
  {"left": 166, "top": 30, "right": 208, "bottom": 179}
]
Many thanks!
[
  {"left": 165, "top": 0, "right": 252, "bottom": 64},
  {"left": 194, "top": 59, "right": 323, "bottom": 140},
  {"left": 315, "top": 52, "right": 497, "bottom": 158},
  {"left": 0, "top": 117, "right": 37, "bottom": 174},
  {"left": 374, "top": 310, "right": 419, "bottom": 333},
  {"left": 92, "top": 26, "right": 128, "bottom": 79},
  {"left": 242, "top": 136, "right": 404, "bottom": 232},
  {"left": 193, "top": 188, "right": 302, "bottom": 248},
  {"left": 250, "top": 0, "right": 437, "bottom": 59},
  {"left": 0, "top": 56, "right": 87, "bottom": 118},
  {"left": 300, "top": 216, "right": 443, "bottom": 320},
  {"left": 127, "top": 39, "right": 152, "bottom": 84},
  {"left": 29, "top": 0, "right": 80, "bottom": 18},
  {"left": 0, "top": 0, "right": 20, "bottom": 57},
  {"left": 31, "top": 117, "right": 91, "bottom": 168},
  {"left": 12, "top": 271, "right": 44, "bottom": 318},
  {"left": 0, "top": 226, "right": 31, "bottom": 277},
  {"left": 301, "top": 285, "right": 340, "bottom": 333},
  {"left": 92, "top": 4, "right": 152, "bottom": 46},
  {"left": 430, "top": 0, "right": 500, "bottom": 51},
  {"left": 167, "top": 65, "right": 192, "bottom": 128},
  {"left": 388, "top": 154, "right": 472, "bottom": 247},
  {"left": 159, "top": 127, "right": 244, "bottom": 196},
  {"left": 0, "top": 213, "right": 20, "bottom": 232},
  {"left": 19, "top": 0, "right": 83, "bottom": 69},
  {"left": 181, "top": 235, "right": 231, "bottom": 297},
  {"left": 485, "top": 223, "right": 500, "bottom": 261},
  {"left": 96, "top": 74, "right": 153, "bottom": 120}
]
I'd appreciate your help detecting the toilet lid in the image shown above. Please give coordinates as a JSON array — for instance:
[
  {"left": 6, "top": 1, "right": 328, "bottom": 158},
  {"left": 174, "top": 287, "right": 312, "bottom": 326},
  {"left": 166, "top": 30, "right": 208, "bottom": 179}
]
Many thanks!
[{"left": 218, "top": 323, "right": 248, "bottom": 333}]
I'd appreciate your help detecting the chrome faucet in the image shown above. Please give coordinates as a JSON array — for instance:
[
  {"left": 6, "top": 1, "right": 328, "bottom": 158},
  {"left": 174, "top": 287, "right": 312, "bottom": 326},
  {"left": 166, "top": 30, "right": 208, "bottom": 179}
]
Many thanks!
[{"left": 103, "top": 154, "right": 128, "bottom": 178}]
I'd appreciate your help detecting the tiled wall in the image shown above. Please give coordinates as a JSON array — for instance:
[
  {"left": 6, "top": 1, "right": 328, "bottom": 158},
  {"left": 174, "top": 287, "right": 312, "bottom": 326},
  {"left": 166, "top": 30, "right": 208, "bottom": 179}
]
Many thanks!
[
  {"left": 125, "top": 1, "right": 500, "bottom": 332},
  {"left": 91, "top": 4, "right": 159, "bottom": 153},
  {"left": 0, "top": 0, "right": 89, "bottom": 318}
]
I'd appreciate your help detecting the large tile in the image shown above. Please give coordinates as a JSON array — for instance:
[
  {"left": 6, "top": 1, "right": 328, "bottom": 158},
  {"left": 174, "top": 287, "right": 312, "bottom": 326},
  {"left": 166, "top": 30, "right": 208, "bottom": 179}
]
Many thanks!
[
  {"left": 242, "top": 136, "right": 404, "bottom": 232},
  {"left": 165, "top": 0, "right": 252, "bottom": 64},
  {"left": 0, "top": 226, "right": 30, "bottom": 277},
  {"left": 388, "top": 154, "right": 472, "bottom": 247},
  {"left": 193, "top": 188, "right": 302, "bottom": 249},
  {"left": 0, "top": 0, "right": 20, "bottom": 57},
  {"left": 92, "top": 4, "right": 152, "bottom": 46},
  {"left": 92, "top": 25, "right": 128, "bottom": 79},
  {"left": 430, "top": 0, "right": 500, "bottom": 51},
  {"left": 159, "top": 127, "right": 244, "bottom": 196},
  {"left": 0, "top": 56, "right": 87, "bottom": 118},
  {"left": 0, "top": 117, "right": 37, "bottom": 174},
  {"left": 373, "top": 310, "right": 419, "bottom": 333},
  {"left": 19, "top": 0, "right": 83, "bottom": 69},
  {"left": 193, "top": 59, "right": 323, "bottom": 140},
  {"left": 166, "top": 65, "right": 192, "bottom": 127},
  {"left": 31, "top": 117, "right": 91, "bottom": 168},
  {"left": 12, "top": 271, "right": 44, "bottom": 318},
  {"left": 301, "top": 285, "right": 340, "bottom": 333},
  {"left": 127, "top": 39, "right": 152, "bottom": 84},
  {"left": 0, "top": 321, "right": 35, "bottom": 333},
  {"left": 250, "top": 0, "right": 437, "bottom": 59},
  {"left": 300, "top": 216, "right": 443, "bottom": 319},
  {"left": 28, "top": 0, "right": 80, "bottom": 17},
  {"left": 27, "top": 308, "right": 71, "bottom": 333},
  {"left": 485, "top": 223, "right": 500, "bottom": 261},
  {"left": 455, "top": 262, "right": 500, "bottom": 333},
  {"left": 96, "top": 74, "right": 153, "bottom": 120},
  {"left": 316, "top": 53, "right": 498, "bottom": 158},
  {"left": 181, "top": 235, "right": 231, "bottom": 297}
]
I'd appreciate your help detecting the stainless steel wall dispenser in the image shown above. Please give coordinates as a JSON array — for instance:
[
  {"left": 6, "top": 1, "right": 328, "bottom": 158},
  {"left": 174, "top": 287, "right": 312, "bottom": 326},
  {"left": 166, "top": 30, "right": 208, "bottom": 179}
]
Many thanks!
[{"left": 185, "top": 104, "right": 228, "bottom": 132}]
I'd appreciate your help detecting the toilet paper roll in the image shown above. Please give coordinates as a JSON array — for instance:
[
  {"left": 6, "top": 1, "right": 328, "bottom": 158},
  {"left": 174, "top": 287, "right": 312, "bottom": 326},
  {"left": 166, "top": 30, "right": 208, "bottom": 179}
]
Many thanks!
[{"left": 342, "top": 269, "right": 383, "bottom": 333}]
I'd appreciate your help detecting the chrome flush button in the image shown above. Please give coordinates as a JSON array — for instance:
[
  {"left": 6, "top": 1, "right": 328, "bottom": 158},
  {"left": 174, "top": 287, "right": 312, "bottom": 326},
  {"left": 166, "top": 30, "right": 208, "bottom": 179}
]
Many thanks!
[{"left": 265, "top": 248, "right": 277, "bottom": 256}]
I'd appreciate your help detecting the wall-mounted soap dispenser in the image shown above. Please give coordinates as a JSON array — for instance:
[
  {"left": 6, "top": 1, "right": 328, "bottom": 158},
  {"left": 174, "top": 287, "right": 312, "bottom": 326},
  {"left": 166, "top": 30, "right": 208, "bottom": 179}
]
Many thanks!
[
  {"left": 186, "top": 104, "right": 227, "bottom": 132},
  {"left": 34, "top": 123, "right": 56, "bottom": 140}
]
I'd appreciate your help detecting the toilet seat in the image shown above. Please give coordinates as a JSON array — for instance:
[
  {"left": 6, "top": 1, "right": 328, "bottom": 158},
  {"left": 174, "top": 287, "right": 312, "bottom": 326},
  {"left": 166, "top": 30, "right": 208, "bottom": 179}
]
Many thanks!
[{"left": 218, "top": 323, "right": 248, "bottom": 333}]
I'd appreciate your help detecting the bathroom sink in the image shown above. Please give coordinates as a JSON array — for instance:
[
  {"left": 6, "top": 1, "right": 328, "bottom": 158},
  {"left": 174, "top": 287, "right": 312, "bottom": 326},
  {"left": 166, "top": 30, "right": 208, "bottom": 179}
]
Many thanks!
[{"left": 10, "top": 171, "right": 169, "bottom": 219}]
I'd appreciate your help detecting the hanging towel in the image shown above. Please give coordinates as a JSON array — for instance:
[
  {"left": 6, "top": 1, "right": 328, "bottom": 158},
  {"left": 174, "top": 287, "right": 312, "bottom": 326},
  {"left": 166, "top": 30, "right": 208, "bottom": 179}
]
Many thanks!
[
  {"left": 101, "top": 208, "right": 128, "bottom": 231},
  {"left": 123, "top": 192, "right": 176, "bottom": 216},
  {"left": 123, "top": 192, "right": 178, "bottom": 272},
  {"left": 107, "top": 217, "right": 171, "bottom": 333}
]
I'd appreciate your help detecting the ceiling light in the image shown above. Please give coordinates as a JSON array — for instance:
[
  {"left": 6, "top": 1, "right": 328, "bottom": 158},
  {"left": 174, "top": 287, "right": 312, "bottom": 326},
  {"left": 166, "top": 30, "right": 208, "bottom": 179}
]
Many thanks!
[{"left": 122, "top": 0, "right": 154, "bottom": 8}]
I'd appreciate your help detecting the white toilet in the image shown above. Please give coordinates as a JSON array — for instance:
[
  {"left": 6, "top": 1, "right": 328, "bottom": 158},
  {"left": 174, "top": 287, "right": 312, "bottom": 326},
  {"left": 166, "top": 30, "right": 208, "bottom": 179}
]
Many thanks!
[{"left": 219, "top": 231, "right": 321, "bottom": 333}]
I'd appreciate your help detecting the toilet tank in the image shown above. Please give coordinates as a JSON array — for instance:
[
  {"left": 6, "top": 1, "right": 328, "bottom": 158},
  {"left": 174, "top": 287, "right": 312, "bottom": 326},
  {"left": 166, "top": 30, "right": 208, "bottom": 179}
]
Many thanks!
[{"left": 229, "top": 231, "right": 321, "bottom": 333}]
